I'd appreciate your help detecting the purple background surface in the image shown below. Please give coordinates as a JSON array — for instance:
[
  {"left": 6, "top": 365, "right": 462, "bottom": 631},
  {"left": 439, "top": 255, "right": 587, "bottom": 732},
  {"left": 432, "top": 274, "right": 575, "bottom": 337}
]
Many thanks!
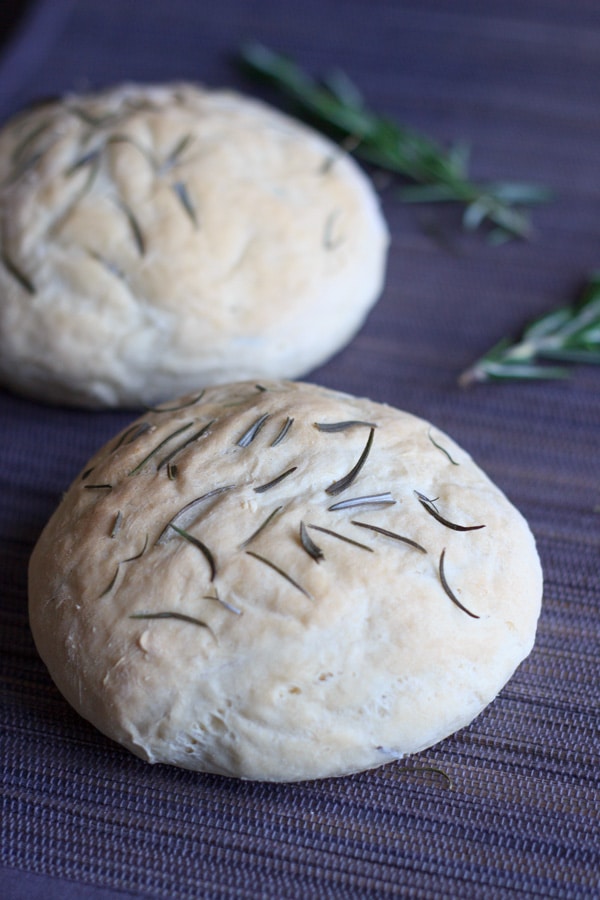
[{"left": 1, "top": 1, "right": 599, "bottom": 897}]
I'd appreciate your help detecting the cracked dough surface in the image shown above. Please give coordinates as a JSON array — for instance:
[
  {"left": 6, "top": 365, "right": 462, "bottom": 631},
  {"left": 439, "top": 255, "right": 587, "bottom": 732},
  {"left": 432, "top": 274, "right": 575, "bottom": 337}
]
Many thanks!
[
  {"left": 28, "top": 380, "right": 543, "bottom": 781},
  {"left": 0, "top": 84, "right": 388, "bottom": 407}
]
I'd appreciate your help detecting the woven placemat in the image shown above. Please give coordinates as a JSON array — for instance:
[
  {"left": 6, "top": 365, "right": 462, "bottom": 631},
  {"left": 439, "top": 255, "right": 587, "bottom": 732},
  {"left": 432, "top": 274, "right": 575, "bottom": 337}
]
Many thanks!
[{"left": 1, "top": 1, "right": 599, "bottom": 896}]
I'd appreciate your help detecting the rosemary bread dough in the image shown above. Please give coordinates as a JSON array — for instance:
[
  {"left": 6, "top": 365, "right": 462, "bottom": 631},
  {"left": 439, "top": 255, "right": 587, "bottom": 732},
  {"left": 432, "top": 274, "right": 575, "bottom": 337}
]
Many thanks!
[
  {"left": 0, "top": 84, "right": 388, "bottom": 407},
  {"left": 28, "top": 380, "right": 543, "bottom": 781}
]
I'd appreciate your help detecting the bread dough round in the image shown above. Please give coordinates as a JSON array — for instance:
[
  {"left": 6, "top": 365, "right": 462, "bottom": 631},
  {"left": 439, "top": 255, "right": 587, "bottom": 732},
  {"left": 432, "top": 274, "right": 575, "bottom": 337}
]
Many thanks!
[
  {"left": 28, "top": 380, "right": 542, "bottom": 781},
  {"left": 0, "top": 84, "right": 388, "bottom": 407}
]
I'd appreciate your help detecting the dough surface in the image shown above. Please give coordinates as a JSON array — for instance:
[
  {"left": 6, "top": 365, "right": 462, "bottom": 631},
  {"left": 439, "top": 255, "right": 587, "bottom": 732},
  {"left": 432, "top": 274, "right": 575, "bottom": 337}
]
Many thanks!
[
  {"left": 28, "top": 380, "right": 543, "bottom": 781},
  {"left": 0, "top": 84, "right": 388, "bottom": 407}
]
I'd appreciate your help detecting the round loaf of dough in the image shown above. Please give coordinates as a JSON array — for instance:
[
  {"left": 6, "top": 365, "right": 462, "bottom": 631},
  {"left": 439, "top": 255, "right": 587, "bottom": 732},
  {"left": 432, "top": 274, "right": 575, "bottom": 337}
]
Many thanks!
[
  {"left": 28, "top": 380, "right": 542, "bottom": 781},
  {"left": 0, "top": 84, "right": 388, "bottom": 407}
]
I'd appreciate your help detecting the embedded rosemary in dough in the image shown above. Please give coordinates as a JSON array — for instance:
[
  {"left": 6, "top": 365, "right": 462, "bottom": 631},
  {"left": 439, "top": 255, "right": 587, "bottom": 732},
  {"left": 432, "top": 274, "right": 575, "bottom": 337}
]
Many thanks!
[
  {"left": 0, "top": 84, "right": 388, "bottom": 407},
  {"left": 28, "top": 380, "right": 543, "bottom": 781}
]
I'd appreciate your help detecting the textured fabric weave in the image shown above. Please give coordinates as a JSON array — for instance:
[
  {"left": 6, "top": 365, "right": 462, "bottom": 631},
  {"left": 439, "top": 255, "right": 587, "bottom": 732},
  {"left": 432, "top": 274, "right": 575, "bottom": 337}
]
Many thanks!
[{"left": 1, "top": 1, "right": 599, "bottom": 897}]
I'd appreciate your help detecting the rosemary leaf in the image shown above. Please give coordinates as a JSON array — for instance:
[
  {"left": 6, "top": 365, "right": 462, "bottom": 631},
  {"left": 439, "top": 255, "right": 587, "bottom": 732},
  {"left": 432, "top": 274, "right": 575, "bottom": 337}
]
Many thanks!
[
  {"left": 414, "top": 490, "right": 485, "bottom": 532},
  {"left": 110, "top": 511, "right": 123, "bottom": 538},
  {"left": 203, "top": 591, "right": 242, "bottom": 616},
  {"left": 116, "top": 199, "right": 146, "bottom": 255},
  {"left": 128, "top": 421, "right": 194, "bottom": 475},
  {"left": 300, "top": 520, "right": 324, "bottom": 562},
  {"left": 11, "top": 119, "right": 53, "bottom": 164},
  {"left": 122, "top": 534, "right": 149, "bottom": 563},
  {"left": 239, "top": 42, "right": 550, "bottom": 239},
  {"left": 157, "top": 420, "right": 214, "bottom": 471},
  {"left": 314, "top": 420, "right": 377, "bottom": 432},
  {"left": 245, "top": 550, "right": 312, "bottom": 599},
  {"left": 351, "top": 520, "right": 427, "bottom": 553},
  {"left": 325, "top": 427, "right": 375, "bottom": 496},
  {"left": 428, "top": 429, "right": 459, "bottom": 465},
  {"left": 107, "top": 134, "right": 156, "bottom": 169},
  {"left": 84, "top": 483, "right": 112, "bottom": 491},
  {"left": 307, "top": 523, "right": 374, "bottom": 552},
  {"left": 460, "top": 273, "right": 600, "bottom": 384},
  {"left": 239, "top": 505, "right": 283, "bottom": 549},
  {"left": 328, "top": 491, "right": 395, "bottom": 512},
  {"left": 156, "top": 485, "right": 235, "bottom": 544},
  {"left": 146, "top": 391, "right": 206, "bottom": 413},
  {"left": 67, "top": 106, "right": 121, "bottom": 128},
  {"left": 236, "top": 413, "right": 271, "bottom": 447},
  {"left": 130, "top": 611, "right": 211, "bottom": 629},
  {"left": 1, "top": 249, "right": 35, "bottom": 294},
  {"left": 99, "top": 565, "right": 120, "bottom": 597},
  {"left": 65, "top": 147, "right": 102, "bottom": 176},
  {"left": 87, "top": 250, "right": 126, "bottom": 282},
  {"left": 111, "top": 421, "right": 152, "bottom": 453},
  {"left": 323, "top": 209, "right": 343, "bottom": 250},
  {"left": 438, "top": 548, "right": 480, "bottom": 619},
  {"left": 254, "top": 466, "right": 297, "bottom": 493},
  {"left": 170, "top": 524, "right": 216, "bottom": 581},
  {"left": 161, "top": 133, "right": 194, "bottom": 172},
  {"left": 172, "top": 181, "right": 199, "bottom": 228},
  {"left": 271, "top": 416, "right": 294, "bottom": 446}
]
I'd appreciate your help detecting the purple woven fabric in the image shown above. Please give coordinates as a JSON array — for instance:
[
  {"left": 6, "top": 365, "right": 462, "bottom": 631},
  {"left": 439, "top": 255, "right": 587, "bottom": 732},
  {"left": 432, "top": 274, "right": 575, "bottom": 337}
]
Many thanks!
[{"left": 1, "top": 1, "right": 599, "bottom": 897}]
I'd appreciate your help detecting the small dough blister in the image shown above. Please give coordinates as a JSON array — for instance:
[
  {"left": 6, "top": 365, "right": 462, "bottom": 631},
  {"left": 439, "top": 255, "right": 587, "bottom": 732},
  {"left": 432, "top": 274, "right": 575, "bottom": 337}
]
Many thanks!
[{"left": 28, "top": 380, "right": 543, "bottom": 781}]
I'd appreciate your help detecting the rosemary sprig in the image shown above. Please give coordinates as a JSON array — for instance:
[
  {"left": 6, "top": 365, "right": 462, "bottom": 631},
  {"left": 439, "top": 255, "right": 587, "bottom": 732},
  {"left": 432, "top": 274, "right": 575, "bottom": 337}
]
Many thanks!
[
  {"left": 460, "top": 273, "right": 600, "bottom": 384},
  {"left": 239, "top": 43, "right": 550, "bottom": 240}
]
